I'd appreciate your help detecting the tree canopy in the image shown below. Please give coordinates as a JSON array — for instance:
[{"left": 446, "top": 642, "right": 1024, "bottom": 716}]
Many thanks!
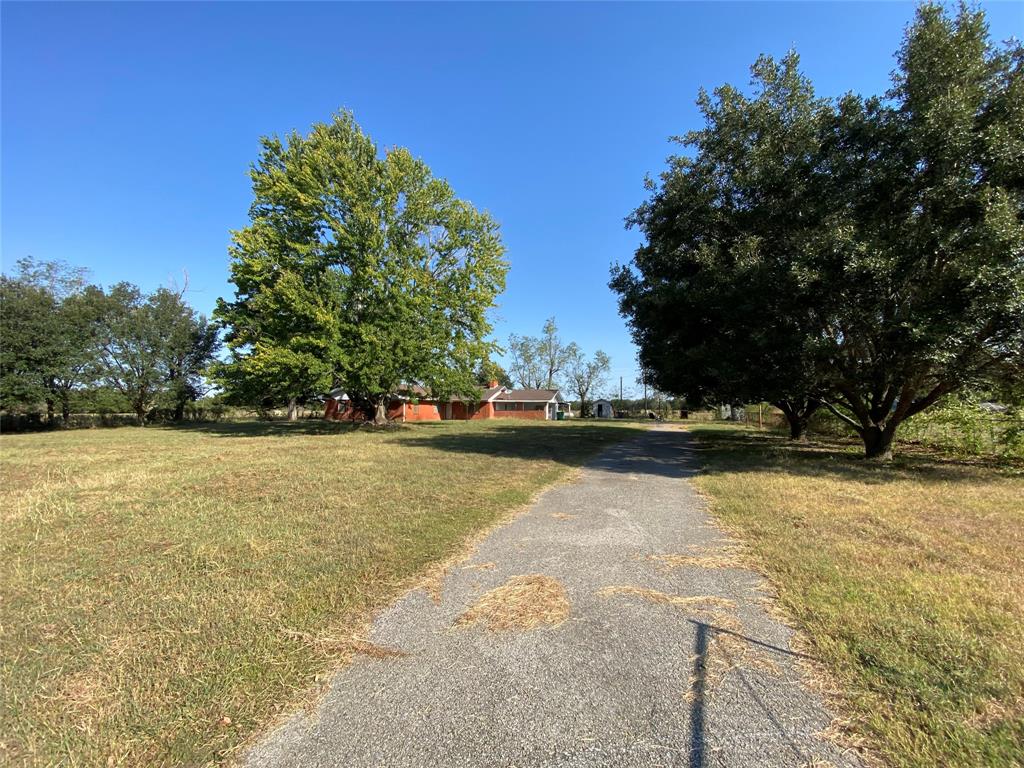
[
  {"left": 0, "top": 259, "right": 218, "bottom": 425},
  {"left": 612, "top": 3, "right": 1023, "bottom": 459},
  {"left": 507, "top": 317, "right": 572, "bottom": 390},
  {"left": 215, "top": 111, "right": 508, "bottom": 423},
  {"left": 95, "top": 284, "right": 218, "bottom": 425},
  {"left": 564, "top": 345, "right": 611, "bottom": 417}
]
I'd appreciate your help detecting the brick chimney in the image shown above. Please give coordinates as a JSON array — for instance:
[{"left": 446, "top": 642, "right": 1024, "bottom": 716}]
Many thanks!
[{"left": 488, "top": 379, "right": 499, "bottom": 388}]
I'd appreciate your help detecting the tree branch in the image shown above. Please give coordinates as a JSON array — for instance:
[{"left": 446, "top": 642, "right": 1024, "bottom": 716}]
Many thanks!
[{"left": 821, "top": 399, "right": 864, "bottom": 433}]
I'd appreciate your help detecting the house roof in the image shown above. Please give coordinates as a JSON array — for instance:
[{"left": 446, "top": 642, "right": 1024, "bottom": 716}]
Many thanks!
[{"left": 496, "top": 388, "right": 562, "bottom": 403}]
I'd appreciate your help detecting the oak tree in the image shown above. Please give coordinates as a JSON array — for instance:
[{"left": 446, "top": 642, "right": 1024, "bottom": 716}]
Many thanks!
[{"left": 216, "top": 112, "right": 507, "bottom": 424}]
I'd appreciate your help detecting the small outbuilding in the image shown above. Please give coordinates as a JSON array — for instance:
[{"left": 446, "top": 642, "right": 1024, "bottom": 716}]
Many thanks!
[{"left": 593, "top": 399, "right": 615, "bottom": 419}]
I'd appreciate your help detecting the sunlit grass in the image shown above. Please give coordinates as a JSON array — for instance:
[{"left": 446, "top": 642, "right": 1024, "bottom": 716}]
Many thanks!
[
  {"left": 689, "top": 424, "right": 1024, "bottom": 767},
  {"left": 0, "top": 419, "right": 643, "bottom": 766}
]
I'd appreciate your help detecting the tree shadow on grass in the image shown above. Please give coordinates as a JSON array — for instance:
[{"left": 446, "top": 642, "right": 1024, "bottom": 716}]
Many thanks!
[
  {"left": 159, "top": 419, "right": 1014, "bottom": 486},
  {"left": 154, "top": 418, "right": 363, "bottom": 438},
  {"left": 396, "top": 423, "right": 703, "bottom": 478},
  {"left": 687, "top": 426, "right": 1022, "bottom": 485},
  {"left": 160, "top": 419, "right": 703, "bottom": 478}
]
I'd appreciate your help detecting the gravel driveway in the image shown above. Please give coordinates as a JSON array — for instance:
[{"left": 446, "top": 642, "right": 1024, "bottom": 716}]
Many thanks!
[{"left": 245, "top": 426, "right": 860, "bottom": 768}]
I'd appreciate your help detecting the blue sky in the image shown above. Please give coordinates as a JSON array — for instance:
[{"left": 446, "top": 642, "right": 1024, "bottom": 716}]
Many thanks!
[{"left": 3, "top": 1, "right": 1021, "bottom": 397}]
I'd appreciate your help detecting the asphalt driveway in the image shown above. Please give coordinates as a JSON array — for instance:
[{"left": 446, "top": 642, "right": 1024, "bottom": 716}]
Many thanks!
[{"left": 245, "top": 425, "right": 860, "bottom": 768}]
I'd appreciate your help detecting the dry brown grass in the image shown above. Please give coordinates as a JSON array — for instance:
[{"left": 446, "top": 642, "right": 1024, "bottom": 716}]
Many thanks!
[
  {"left": 689, "top": 424, "right": 1024, "bottom": 767},
  {"left": 647, "top": 543, "right": 746, "bottom": 571},
  {"left": 687, "top": 610, "right": 782, "bottom": 686},
  {"left": 461, "top": 561, "right": 496, "bottom": 571},
  {"left": 455, "top": 574, "right": 571, "bottom": 630},
  {"left": 338, "top": 639, "right": 408, "bottom": 660},
  {"left": 596, "top": 585, "right": 736, "bottom": 610},
  {"left": 0, "top": 419, "right": 641, "bottom": 766},
  {"left": 550, "top": 512, "right": 577, "bottom": 521}
]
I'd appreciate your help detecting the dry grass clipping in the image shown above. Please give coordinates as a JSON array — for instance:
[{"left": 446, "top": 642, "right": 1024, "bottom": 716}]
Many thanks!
[
  {"left": 551, "top": 512, "right": 577, "bottom": 521},
  {"left": 648, "top": 543, "right": 746, "bottom": 571},
  {"left": 278, "top": 628, "right": 406, "bottom": 661},
  {"left": 597, "top": 585, "right": 735, "bottom": 610},
  {"left": 686, "top": 610, "right": 782, "bottom": 689},
  {"left": 455, "top": 574, "right": 570, "bottom": 630},
  {"left": 338, "top": 639, "right": 408, "bottom": 660},
  {"left": 461, "top": 561, "right": 496, "bottom": 571}
]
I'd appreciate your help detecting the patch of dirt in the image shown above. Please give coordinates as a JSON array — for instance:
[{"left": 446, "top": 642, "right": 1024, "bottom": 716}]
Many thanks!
[{"left": 455, "top": 574, "right": 570, "bottom": 630}]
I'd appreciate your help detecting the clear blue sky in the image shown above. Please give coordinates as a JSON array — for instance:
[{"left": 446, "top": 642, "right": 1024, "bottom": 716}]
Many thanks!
[{"left": 3, "top": 2, "right": 1020, "bottom": 396}]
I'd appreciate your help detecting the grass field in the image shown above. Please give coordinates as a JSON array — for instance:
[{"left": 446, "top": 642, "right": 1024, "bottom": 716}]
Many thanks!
[
  {"left": 0, "top": 419, "right": 642, "bottom": 766},
  {"left": 689, "top": 424, "right": 1024, "bottom": 767}
]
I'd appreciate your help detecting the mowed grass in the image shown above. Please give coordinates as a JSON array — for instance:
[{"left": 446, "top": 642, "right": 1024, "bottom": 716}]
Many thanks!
[
  {"left": 689, "top": 424, "right": 1023, "bottom": 767},
  {"left": 0, "top": 419, "right": 643, "bottom": 766}
]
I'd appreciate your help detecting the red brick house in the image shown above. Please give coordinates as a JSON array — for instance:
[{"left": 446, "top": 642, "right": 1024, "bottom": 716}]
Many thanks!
[{"left": 324, "top": 381, "right": 570, "bottom": 422}]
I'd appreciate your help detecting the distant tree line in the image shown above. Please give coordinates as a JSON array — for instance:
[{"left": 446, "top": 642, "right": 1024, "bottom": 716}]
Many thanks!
[
  {"left": 611, "top": 4, "right": 1023, "bottom": 459},
  {"left": 0, "top": 258, "right": 218, "bottom": 426}
]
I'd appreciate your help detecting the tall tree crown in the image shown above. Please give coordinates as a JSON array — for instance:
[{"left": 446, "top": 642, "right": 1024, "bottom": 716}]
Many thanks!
[{"left": 216, "top": 111, "right": 508, "bottom": 416}]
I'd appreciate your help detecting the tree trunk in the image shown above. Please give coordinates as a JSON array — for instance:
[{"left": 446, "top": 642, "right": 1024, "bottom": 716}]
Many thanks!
[
  {"left": 61, "top": 393, "right": 71, "bottom": 424},
  {"left": 135, "top": 405, "right": 147, "bottom": 426},
  {"left": 173, "top": 398, "right": 186, "bottom": 422},
  {"left": 287, "top": 397, "right": 299, "bottom": 422},
  {"left": 774, "top": 398, "right": 820, "bottom": 442},
  {"left": 786, "top": 413, "right": 809, "bottom": 441},
  {"left": 373, "top": 398, "right": 388, "bottom": 426},
  {"left": 46, "top": 398, "right": 56, "bottom": 427},
  {"left": 862, "top": 425, "right": 896, "bottom": 461}
]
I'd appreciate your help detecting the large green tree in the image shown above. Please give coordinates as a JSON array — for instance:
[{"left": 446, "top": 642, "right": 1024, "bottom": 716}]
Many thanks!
[
  {"left": 0, "top": 259, "right": 104, "bottom": 423},
  {"left": 807, "top": 4, "right": 1024, "bottom": 458},
  {"left": 611, "top": 52, "right": 830, "bottom": 440},
  {"left": 216, "top": 112, "right": 507, "bottom": 424},
  {"left": 0, "top": 275, "right": 62, "bottom": 417},
  {"left": 507, "top": 333, "right": 545, "bottom": 389},
  {"left": 97, "top": 284, "right": 217, "bottom": 425},
  {"left": 613, "top": 3, "right": 1023, "bottom": 458}
]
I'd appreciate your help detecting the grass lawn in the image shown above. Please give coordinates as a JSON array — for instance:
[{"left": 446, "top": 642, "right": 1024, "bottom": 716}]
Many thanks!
[
  {"left": 689, "top": 424, "right": 1023, "bottom": 767},
  {"left": 0, "top": 419, "right": 643, "bottom": 766}
]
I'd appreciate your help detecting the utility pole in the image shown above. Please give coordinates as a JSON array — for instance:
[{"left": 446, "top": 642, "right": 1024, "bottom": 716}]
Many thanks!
[
  {"left": 619, "top": 376, "right": 623, "bottom": 408},
  {"left": 643, "top": 375, "right": 648, "bottom": 415}
]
